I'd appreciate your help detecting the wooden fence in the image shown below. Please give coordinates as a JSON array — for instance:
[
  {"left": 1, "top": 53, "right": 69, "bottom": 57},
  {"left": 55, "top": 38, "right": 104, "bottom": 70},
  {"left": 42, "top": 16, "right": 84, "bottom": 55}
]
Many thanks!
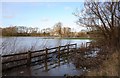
[{"left": 2, "top": 43, "right": 77, "bottom": 71}]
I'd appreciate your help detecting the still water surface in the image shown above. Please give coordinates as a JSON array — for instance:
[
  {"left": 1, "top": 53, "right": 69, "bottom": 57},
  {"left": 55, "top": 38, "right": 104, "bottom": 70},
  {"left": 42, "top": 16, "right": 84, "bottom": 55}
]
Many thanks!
[
  {"left": 1, "top": 37, "right": 90, "bottom": 55},
  {"left": 1, "top": 37, "right": 91, "bottom": 76}
]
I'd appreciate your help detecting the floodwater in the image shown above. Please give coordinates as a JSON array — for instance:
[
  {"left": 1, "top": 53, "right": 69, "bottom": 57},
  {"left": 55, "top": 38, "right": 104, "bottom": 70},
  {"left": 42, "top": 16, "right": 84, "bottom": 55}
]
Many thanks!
[
  {"left": 1, "top": 37, "right": 90, "bottom": 55},
  {"left": 3, "top": 62, "right": 86, "bottom": 76},
  {"left": 1, "top": 37, "right": 91, "bottom": 76}
]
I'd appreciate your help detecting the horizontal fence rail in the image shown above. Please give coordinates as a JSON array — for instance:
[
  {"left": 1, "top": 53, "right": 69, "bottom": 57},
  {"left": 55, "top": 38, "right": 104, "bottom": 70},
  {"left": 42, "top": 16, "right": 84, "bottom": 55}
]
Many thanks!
[{"left": 2, "top": 43, "right": 77, "bottom": 71}]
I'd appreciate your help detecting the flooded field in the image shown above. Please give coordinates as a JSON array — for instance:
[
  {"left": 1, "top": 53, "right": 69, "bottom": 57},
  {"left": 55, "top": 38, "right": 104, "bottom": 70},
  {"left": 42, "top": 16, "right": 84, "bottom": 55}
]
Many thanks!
[
  {"left": 1, "top": 37, "right": 91, "bottom": 76},
  {"left": 1, "top": 37, "right": 90, "bottom": 55},
  {"left": 3, "top": 62, "right": 86, "bottom": 76}
]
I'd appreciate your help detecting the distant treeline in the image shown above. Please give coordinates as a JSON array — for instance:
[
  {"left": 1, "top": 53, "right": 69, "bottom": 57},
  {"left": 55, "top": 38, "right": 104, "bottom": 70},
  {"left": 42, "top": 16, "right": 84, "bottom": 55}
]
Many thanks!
[
  {"left": 1, "top": 26, "right": 49, "bottom": 37},
  {"left": 1, "top": 22, "right": 90, "bottom": 38},
  {"left": 0, "top": 26, "right": 87, "bottom": 37}
]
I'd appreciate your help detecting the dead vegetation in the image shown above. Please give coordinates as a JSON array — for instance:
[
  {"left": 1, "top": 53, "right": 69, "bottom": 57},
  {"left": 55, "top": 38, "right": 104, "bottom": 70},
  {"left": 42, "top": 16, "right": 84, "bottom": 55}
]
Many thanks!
[
  {"left": 86, "top": 51, "right": 119, "bottom": 76},
  {"left": 70, "top": 41, "right": 119, "bottom": 76},
  {"left": 72, "top": 0, "right": 120, "bottom": 76}
]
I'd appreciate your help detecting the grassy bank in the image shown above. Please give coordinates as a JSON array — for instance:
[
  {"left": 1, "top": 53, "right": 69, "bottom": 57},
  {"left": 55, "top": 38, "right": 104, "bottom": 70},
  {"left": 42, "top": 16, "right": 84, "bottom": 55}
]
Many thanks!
[
  {"left": 2, "top": 36, "right": 93, "bottom": 40},
  {"left": 63, "top": 37, "right": 93, "bottom": 40},
  {"left": 42, "top": 37, "right": 93, "bottom": 40},
  {"left": 86, "top": 51, "right": 119, "bottom": 76},
  {"left": 70, "top": 42, "right": 119, "bottom": 76}
]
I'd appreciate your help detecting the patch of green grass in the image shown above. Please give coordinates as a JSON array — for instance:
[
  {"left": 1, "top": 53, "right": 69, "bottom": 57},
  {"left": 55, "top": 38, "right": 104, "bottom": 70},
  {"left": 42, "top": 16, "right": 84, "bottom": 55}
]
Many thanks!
[{"left": 63, "top": 37, "right": 93, "bottom": 40}]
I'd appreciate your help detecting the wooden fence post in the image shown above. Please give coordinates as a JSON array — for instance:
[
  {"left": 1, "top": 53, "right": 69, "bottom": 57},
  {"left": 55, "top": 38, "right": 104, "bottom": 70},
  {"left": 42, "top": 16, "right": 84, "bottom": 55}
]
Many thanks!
[
  {"left": 67, "top": 44, "right": 69, "bottom": 53},
  {"left": 75, "top": 44, "right": 77, "bottom": 49},
  {"left": 74, "top": 44, "right": 77, "bottom": 54},
  {"left": 86, "top": 42, "right": 87, "bottom": 49},
  {"left": 67, "top": 44, "right": 69, "bottom": 63},
  {"left": 27, "top": 51, "right": 31, "bottom": 66},
  {"left": 58, "top": 46, "right": 60, "bottom": 66},
  {"left": 45, "top": 48, "right": 48, "bottom": 71}
]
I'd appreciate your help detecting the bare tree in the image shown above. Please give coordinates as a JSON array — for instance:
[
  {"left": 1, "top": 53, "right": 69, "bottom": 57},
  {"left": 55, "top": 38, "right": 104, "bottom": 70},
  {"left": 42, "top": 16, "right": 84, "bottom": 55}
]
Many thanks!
[
  {"left": 53, "top": 22, "right": 62, "bottom": 37},
  {"left": 62, "top": 27, "right": 71, "bottom": 37},
  {"left": 74, "top": 0, "right": 120, "bottom": 51}
]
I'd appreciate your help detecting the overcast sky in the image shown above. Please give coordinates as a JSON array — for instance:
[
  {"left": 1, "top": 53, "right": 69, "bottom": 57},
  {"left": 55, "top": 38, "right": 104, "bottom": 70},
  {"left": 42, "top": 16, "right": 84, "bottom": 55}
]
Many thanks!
[{"left": 1, "top": 2, "right": 86, "bottom": 31}]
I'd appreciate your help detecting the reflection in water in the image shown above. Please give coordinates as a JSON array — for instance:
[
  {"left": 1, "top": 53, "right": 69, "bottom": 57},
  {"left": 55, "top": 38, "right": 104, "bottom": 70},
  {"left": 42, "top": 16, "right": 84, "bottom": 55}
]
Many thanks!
[
  {"left": 2, "top": 37, "right": 90, "bottom": 76},
  {"left": 3, "top": 62, "right": 85, "bottom": 76},
  {"left": 55, "top": 39, "right": 62, "bottom": 46},
  {"left": 1, "top": 37, "right": 90, "bottom": 55}
]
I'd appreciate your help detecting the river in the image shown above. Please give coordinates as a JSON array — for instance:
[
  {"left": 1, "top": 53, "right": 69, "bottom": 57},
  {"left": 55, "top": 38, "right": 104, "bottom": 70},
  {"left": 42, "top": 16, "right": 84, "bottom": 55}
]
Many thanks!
[{"left": 1, "top": 37, "right": 90, "bottom": 55}]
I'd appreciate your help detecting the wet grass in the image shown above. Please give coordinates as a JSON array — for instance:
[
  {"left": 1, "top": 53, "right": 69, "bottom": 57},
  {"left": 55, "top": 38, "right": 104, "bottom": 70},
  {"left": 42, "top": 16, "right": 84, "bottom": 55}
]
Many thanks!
[{"left": 86, "top": 51, "right": 119, "bottom": 76}]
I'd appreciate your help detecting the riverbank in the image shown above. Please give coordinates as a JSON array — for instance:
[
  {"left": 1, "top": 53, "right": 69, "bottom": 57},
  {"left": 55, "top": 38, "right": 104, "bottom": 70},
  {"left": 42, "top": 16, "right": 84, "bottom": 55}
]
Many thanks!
[
  {"left": 63, "top": 37, "right": 93, "bottom": 40},
  {"left": 39, "top": 37, "right": 92, "bottom": 40},
  {"left": 69, "top": 42, "right": 119, "bottom": 76},
  {"left": 86, "top": 51, "right": 119, "bottom": 76},
  {"left": 1, "top": 36, "right": 93, "bottom": 40}
]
